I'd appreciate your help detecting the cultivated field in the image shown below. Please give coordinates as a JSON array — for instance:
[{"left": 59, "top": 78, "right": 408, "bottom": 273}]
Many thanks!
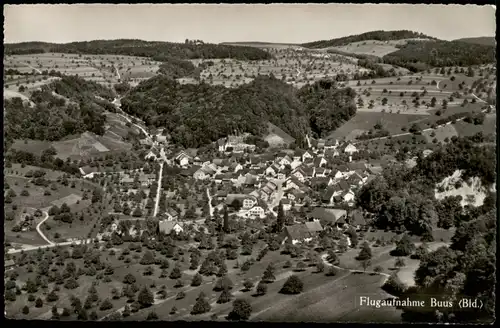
[
  {"left": 190, "top": 48, "right": 362, "bottom": 88},
  {"left": 328, "top": 38, "right": 434, "bottom": 57},
  {"left": 3, "top": 53, "right": 162, "bottom": 90}
]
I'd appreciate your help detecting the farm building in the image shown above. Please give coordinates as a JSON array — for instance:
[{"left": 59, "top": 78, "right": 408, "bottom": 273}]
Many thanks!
[
  {"left": 281, "top": 222, "right": 323, "bottom": 245},
  {"left": 159, "top": 220, "right": 183, "bottom": 235},
  {"left": 5, "top": 259, "right": 16, "bottom": 271},
  {"left": 307, "top": 207, "right": 347, "bottom": 226}
]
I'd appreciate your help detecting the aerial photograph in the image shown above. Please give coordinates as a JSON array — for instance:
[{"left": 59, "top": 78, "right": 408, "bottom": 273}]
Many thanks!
[{"left": 3, "top": 3, "right": 496, "bottom": 324}]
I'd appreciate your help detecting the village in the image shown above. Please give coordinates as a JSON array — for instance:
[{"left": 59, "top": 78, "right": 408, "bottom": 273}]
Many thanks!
[{"left": 83, "top": 126, "right": 393, "bottom": 247}]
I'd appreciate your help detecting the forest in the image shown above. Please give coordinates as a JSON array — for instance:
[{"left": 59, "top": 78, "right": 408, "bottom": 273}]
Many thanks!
[
  {"left": 399, "top": 203, "right": 495, "bottom": 323},
  {"left": 157, "top": 57, "right": 199, "bottom": 79},
  {"left": 383, "top": 40, "right": 496, "bottom": 71},
  {"left": 301, "top": 30, "right": 435, "bottom": 49},
  {"left": 120, "top": 75, "right": 357, "bottom": 148},
  {"left": 4, "top": 76, "right": 114, "bottom": 144},
  {"left": 4, "top": 39, "right": 273, "bottom": 61},
  {"left": 357, "top": 136, "right": 496, "bottom": 238}
]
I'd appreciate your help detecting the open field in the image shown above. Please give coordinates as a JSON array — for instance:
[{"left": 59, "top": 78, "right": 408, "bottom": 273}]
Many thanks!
[
  {"left": 328, "top": 38, "right": 434, "bottom": 57},
  {"left": 453, "top": 113, "right": 496, "bottom": 137},
  {"left": 3, "top": 173, "right": 97, "bottom": 245},
  {"left": 252, "top": 272, "right": 400, "bottom": 323},
  {"left": 11, "top": 114, "right": 135, "bottom": 162},
  {"left": 328, "top": 112, "right": 426, "bottom": 141},
  {"left": 190, "top": 48, "right": 362, "bottom": 88},
  {"left": 4, "top": 53, "right": 162, "bottom": 90}
]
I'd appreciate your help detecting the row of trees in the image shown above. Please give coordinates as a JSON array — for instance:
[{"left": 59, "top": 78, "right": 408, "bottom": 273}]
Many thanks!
[
  {"left": 5, "top": 39, "right": 273, "bottom": 61},
  {"left": 121, "top": 75, "right": 356, "bottom": 148}
]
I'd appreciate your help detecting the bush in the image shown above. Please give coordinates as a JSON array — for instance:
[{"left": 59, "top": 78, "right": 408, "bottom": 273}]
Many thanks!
[
  {"left": 176, "top": 291, "right": 185, "bottom": 300},
  {"left": 280, "top": 275, "right": 304, "bottom": 294}
]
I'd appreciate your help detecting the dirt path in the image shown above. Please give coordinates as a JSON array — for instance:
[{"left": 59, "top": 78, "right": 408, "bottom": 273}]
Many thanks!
[
  {"left": 35, "top": 211, "right": 54, "bottom": 246},
  {"left": 152, "top": 161, "right": 164, "bottom": 217}
]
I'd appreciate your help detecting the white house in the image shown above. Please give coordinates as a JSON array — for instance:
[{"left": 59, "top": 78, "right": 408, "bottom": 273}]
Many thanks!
[
  {"left": 301, "top": 150, "right": 314, "bottom": 162},
  {"left": 249, "top": 206, "right": 265, "bottom": 218},
  {"left": 242, "top": 197, "right": 257, "bottom": 210},
  {"left": 291, "top": 168, "right": 306, "bottom": 183},
  {"left": 343, "top": 143, "right": 358, "bottom": 155},
  {"left": 144, "top": 150, "right": 158, "bottom": 161},
  {"left": 193, "top": 169, "right": 208, "bottom": 180}
]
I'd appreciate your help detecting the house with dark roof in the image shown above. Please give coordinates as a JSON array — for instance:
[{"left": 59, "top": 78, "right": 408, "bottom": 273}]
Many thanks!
[
  {"left": 349, "top": 209, "right": 367, "bottom": 230},
  {"left": 314, "top": 157, "right": 327, "bottom": 168},
  {"left": 307, "top": 207, "right": 347, "bottom": 225},
  {"left": 281, "top": 221, "right": 323, "bottom": 245},
  {"left": 287, "top": 189, "right": 306, "bottom": 203},
  {"left": 159, "top": 220, "right": 183, "bottom": 235},
  {"left": 310, "top": 177, "right": 333, "bottom": 189},
  {"left": 282, "top": 225, "right": 313, "bottom": 245}
]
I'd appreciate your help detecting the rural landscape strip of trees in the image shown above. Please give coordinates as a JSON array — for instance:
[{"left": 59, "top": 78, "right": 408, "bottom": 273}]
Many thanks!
[{"left": 120, "top": 75, "right": 357, "bottom": 148}]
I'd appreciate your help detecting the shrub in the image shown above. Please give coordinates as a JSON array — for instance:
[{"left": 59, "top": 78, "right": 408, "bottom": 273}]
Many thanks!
[{"left": 146, "top": 311, "right": 158, "bottom": 320}]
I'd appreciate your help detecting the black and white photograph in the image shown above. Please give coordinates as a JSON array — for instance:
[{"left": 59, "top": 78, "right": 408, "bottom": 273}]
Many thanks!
[{"left": 3, "top": 3, "right": 496, "bottom": 324}]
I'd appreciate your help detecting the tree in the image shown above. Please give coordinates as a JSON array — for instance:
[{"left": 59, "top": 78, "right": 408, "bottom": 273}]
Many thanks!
[
  {"left": 35, "top": 298, "right": 43, "bottom": 308},
  {"left": 325, "top": 266, "right": 338, "bottom": 276},
  {"left": 395, "top": 257, "right": 406, "bottom": 268},
  {"left": 412, "top": 243, "right": 429, "bottom": 260},
  {"left": 228, "top": 299, "right": 252, "bottom": 321},
  {"left": 191, "top": 273, "right": 203, "bottom": 286},
  {"left": 22, "top": 305, "right": 30, "bottom": 315},
  {"left": 217, "top": 287, "right": 233, "bottom": 304},
  {"left": 137, "top": 286, "right": 154, "bottom": 308},
  {"left": 214, "top": 276, "right": 233, "bottom": 291},
  {"left": 243, "top": 279, "right": 254, "bottom": 291},
  {"left": 276, "top": 202, "right": 285, "bottom": 232},
  {"left": 261, "top": 263, "right": 276, "bottom": 283},
  {"left": 99, "top": 298, "right": 113, "bottom": 310},
  {"left": 280, "top": 275, "right": 304, "bottom": 294},
  {"left": 256, "top": 281, "right": 267, "bottom": 295},
  {"left": 169, "top": 265, "right": 182, "bottom": 279},
  {"left": 393, "top": 234, "right": 416, "bottom": 256},
  {"left": 146, "top": 310, "right": 158, "bottom": 321},
  {"left": 223, "top": 206, "right": 230, "bottom": 233},
  {"left": 64, "top": 278, "right": 79, "bottom": 290},
  {"left": 361, "top": 259, "right": 371, "bottom": 271},
  {"left": 191, "top": 292, "right": 211, "bottom": 315},
  {"left": 123, "top": 273, "right": 136, "bottom": 284},
  {"left": 356, "top": 241, "right": 372, "bottom": 261}
]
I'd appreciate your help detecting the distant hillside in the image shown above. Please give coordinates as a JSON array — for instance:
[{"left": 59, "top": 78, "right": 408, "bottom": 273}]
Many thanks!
[
  {"left": 454, "top": 37, "right": 495, "bottom": 46},
  {"left": 4, "top": 39, "right": 273, "bottom": 61},
  {"left": 301, "top": 30, "right": 436, "bottom": 49},
  {"left": 120, "top": 76, "right": 357, "bottom": 148},
  {"left": 220, "top": 41, "right": 300, "bottom": 49},
  {"left": 384, "top": 40, "right": 496, "bottom": 71}
]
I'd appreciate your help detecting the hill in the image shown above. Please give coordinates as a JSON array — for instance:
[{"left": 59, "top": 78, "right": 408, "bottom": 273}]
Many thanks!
[
  {"left": 383, "top": 40, "right": 496, "bottom": 71},
  {"left": 301, "top": 30, "right": 436, "bottom": 49},
  {"left": 4, "top": 39, "right": 273, "bottom": 61},
  {"left": 4, "top": 76, "right": 116, "bottom": 144},
  {"left": 120, "top": 76, "right": 357, "bottom": 148},
  {"left": 454, "top": 36, "right": 495, "bottom": 46}
]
